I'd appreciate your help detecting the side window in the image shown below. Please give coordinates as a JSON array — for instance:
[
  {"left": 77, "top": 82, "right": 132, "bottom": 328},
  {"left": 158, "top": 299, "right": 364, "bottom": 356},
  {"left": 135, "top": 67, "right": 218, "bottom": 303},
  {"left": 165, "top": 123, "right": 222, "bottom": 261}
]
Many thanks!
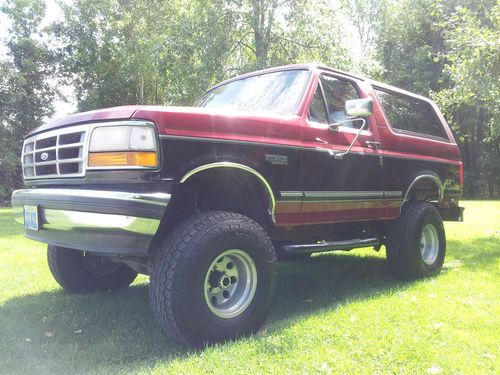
[
  {"left": 321, "top": 75, "right": 362, "bottom": 129},
  {"left": 375, "top": 89, "right": 448, "bottom": 139},
  {"left": 308, "top": 86, "right": 328, "bottom": 124}
]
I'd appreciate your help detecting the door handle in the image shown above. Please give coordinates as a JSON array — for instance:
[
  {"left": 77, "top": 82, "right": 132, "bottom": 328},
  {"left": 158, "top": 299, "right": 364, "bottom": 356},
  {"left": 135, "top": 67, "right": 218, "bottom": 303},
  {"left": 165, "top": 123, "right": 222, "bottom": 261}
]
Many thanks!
[{"left": 366, "top": 141, "right": 381, "bottom": 150}]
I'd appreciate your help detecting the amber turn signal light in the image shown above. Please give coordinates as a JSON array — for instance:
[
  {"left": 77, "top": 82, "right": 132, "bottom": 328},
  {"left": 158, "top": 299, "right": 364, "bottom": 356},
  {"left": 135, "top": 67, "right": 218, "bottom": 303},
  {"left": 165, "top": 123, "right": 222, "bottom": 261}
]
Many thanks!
[{"left": 88, "top": 151, "right": 158, "bottom": 168}]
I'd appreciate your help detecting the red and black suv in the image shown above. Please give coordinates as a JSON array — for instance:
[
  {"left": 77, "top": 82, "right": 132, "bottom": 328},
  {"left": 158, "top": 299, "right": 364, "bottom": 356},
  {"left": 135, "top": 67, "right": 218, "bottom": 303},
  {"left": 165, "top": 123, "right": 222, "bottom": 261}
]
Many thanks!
[{"left": 12, "top": 64, "right": 464, "bottom": 346}]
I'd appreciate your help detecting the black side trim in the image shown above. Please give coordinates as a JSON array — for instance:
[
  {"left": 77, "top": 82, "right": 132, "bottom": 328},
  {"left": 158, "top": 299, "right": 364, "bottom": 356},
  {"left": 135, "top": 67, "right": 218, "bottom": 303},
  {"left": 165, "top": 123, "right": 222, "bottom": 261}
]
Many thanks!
[
  {"left": 280, "top": 238, "right": 380, "bottom": 254},
  {"left": 160, "top": 134, "right": 459, "bottom": 165}
]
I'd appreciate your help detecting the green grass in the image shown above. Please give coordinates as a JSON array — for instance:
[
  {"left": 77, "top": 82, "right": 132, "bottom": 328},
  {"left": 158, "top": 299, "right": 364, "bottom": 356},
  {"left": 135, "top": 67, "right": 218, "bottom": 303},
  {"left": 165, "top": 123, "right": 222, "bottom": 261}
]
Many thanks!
[{"left": 0, "top": 202, "right": 498, "bottom": 374}]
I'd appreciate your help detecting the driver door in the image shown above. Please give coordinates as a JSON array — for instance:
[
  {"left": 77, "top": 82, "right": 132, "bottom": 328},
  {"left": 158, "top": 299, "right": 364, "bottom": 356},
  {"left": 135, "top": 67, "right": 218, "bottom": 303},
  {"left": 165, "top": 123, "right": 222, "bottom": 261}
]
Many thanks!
[{"left": 299, "top": 73, "right": 389, "bottom": 224}]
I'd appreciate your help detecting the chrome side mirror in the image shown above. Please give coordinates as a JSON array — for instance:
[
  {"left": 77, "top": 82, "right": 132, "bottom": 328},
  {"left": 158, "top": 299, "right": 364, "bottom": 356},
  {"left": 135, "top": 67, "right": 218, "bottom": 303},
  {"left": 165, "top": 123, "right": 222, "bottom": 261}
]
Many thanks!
[
  {"left": 345, "top": 98, "right": 373, "bottom": 118},
  {"left": 328, "top": 98, "right": 374, "bottom": 159},
  {"left": 328, "top": 98, "right": 373, "bottom": 134},
  {"left": 328, "top": 117, "right": 365, "bottom": 134}
]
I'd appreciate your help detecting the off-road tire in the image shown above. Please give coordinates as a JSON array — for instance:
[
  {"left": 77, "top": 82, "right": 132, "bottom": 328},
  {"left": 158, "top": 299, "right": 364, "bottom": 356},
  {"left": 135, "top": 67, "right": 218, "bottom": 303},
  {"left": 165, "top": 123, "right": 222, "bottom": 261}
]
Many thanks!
[
  {"left": 149, "top": 211, "right": 276, "bottom": 347},
  {"left": 47, "top": 245, "right": 138, "bottom": 293},
  {"left": 386, "top": 202, "right": 446, "bottom": 280}
]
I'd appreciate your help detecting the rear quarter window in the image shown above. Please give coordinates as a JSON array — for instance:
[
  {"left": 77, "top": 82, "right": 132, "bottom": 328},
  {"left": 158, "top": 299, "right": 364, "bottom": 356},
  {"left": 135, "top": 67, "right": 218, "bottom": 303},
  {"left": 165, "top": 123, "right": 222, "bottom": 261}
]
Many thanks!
[{"left": 375, "top": 88, "right": 448, "bottom": 140}]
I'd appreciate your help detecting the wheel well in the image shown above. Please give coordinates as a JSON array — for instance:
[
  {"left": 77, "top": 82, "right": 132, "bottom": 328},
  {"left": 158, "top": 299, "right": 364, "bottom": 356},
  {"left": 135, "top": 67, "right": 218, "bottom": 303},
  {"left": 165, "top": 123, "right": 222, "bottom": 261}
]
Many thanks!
[
  {"left": 403, "top": 174, "right": 443, "bottom": 204},
  {"left": 150, "top": 168, "right": 274, "bottom": 251},
  {"left": 186, "top": 168, "right": 272, "bottom": 226}
]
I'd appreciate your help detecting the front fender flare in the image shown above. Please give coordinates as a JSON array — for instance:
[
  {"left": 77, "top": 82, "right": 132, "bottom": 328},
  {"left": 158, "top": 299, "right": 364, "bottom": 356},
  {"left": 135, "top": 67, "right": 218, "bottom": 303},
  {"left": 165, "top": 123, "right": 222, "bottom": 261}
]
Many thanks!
[{"left": 180, "top": 162, "right": 276, "bottom": 222}]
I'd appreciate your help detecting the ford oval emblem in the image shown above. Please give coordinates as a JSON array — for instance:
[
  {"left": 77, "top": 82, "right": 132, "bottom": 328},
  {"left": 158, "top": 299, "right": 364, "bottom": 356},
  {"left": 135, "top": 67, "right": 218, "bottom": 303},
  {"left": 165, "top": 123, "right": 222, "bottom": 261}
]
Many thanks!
[{"left": 40, "top": 152, "right": 49, "bottom": 161}]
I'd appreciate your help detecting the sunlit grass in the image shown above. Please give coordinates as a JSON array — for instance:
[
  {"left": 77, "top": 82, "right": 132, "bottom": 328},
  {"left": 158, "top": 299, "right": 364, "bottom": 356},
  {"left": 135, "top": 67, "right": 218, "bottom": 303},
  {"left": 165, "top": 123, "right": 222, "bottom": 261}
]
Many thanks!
[{"left": 0, "top": 202, "right": 498, "bottom": 374}]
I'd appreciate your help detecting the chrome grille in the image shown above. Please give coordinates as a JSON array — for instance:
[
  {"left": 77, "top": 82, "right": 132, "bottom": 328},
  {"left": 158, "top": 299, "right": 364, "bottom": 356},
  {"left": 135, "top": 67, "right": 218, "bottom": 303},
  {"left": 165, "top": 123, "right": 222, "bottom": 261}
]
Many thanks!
[{"left": 22, "top": 125, "right": 89, "bottom": 180}]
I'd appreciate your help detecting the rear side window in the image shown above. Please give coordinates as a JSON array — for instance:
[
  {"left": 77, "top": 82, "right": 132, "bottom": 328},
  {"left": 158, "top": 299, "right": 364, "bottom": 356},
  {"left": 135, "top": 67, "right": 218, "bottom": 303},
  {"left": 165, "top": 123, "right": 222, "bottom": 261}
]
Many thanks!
[{"left": 375, "top": 89, "right": 448, "bottom": 140}]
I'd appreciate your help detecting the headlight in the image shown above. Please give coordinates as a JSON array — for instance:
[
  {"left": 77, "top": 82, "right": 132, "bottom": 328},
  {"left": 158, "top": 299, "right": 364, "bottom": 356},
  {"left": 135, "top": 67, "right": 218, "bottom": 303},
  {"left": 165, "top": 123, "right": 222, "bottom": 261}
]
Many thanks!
[{"left": 88, "top": 124, "right": 159, "bottom": 168}]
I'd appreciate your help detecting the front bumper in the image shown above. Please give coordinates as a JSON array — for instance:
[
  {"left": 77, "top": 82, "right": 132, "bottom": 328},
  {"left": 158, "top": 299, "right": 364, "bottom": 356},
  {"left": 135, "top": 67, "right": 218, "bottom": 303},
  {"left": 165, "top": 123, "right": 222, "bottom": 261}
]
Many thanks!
[{"left": 12, "top": 188, "right": 170, "bottom": 254}]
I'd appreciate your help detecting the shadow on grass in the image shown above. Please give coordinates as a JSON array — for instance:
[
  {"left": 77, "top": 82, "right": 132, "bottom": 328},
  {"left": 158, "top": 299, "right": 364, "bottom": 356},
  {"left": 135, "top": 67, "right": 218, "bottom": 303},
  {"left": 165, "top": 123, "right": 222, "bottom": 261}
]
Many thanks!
[
  {"left": 270, "top": 253, "right": 403, "bottom": 322},
  {"left": 1, "top": 235, "right": 497, "bottom": 373},
  {"left": 0, "top": 252, "right": 408, "bottom": 373}
]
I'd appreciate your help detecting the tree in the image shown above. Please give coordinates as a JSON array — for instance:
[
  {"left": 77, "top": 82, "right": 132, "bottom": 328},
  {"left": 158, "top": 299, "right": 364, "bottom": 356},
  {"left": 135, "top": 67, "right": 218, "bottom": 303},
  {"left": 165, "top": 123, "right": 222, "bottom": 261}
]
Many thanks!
[
  {"left": 55, "top": 0, "right": 356, "bottom": 111},
  {"left": 376, "top": 0, "right": 449, "bottom": 95},
  {"left": 0, "top": 0, "right": 57, "bottom": 203},
  {"left": 341, "top": 0, "right": 384, "bottom": 75},
  {"left": 218, "top": 0, "right": 354, "bottom": 72},
  {"left": 54, "top": 0, "right": 236, "bottom": 109},
  {"left": 376, "top": 0, "right": 499, "bottom": 197},
  {"left": 432, "top": 1, "right": 500, "bottom": 197}
]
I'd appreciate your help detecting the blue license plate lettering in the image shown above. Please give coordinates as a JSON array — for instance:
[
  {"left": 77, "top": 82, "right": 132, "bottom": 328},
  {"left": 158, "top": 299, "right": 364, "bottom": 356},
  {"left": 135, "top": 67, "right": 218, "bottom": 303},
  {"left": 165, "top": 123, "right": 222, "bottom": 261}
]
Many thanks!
[{"left": 24, "top": 205, "right": 39, "bottom": 230}]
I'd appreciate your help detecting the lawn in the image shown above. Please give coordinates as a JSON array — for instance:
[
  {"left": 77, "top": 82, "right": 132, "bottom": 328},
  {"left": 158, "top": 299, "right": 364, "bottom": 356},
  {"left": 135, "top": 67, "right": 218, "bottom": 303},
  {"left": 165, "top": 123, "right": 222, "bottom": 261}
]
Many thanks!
[{"left": 0, "top": 201, "right": 498, "bottom": 374}]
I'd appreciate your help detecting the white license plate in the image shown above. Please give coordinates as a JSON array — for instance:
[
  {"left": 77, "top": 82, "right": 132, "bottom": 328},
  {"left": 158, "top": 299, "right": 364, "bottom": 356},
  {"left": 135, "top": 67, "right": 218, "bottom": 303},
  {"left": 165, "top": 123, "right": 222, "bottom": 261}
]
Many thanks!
[{"left": 24, "top": 205, "right": 39, "bottom": 230}]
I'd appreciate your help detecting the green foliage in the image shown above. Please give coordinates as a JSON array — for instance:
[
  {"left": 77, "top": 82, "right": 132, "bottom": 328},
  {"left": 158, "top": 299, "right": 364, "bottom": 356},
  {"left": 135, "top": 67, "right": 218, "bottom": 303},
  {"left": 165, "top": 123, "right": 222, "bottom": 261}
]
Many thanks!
[
  {"left": 341, "top": 0, "right": 385, "bottom": 76},
  {"left": 376, "top": 0, "right": 449, "bottom": 94},
  {"left": 53, "top": 0, "right": 235, "bottom": 108},
  {"left": 0, "top": 0, "right": 56, "bottom": 204},
  {"left": 432, "top": 0, "right": 499, "bottom": 197},
  {"left": 376, "top": 0, "right": 499, "bottom": 197},
  {"left": 54, "top": 0, "right": 356, "bottom": 110}
]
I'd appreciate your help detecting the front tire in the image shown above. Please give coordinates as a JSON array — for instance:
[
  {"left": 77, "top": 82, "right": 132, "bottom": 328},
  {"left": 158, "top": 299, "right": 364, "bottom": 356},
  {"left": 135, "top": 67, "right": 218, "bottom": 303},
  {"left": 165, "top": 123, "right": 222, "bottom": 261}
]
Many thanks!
[
  {"left": 47, "top": 245, "right": 138, "bottom": 293},
  {"left": 386, "top": 202, "right": 446, "bottom": 280},
  {"left": 149, "top": 211, "right": 276, "bottom": 346}
]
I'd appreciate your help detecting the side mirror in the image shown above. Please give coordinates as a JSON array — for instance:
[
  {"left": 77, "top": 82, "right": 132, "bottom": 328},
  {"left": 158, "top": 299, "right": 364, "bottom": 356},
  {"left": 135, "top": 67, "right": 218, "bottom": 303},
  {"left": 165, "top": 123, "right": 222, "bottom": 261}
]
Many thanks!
[{"left": 345, "top": 98, "right": 373, "bottom": 118}]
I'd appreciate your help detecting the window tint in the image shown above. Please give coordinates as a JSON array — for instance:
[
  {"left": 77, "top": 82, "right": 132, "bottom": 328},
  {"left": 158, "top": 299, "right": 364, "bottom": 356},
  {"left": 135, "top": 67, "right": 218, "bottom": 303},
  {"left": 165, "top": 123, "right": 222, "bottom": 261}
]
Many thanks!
[
  {"left": 375, "top": 89, "right": 448, "bottom": 139},
  {"left": 320, "top": 75, "right": 362, "bottom": 129}
]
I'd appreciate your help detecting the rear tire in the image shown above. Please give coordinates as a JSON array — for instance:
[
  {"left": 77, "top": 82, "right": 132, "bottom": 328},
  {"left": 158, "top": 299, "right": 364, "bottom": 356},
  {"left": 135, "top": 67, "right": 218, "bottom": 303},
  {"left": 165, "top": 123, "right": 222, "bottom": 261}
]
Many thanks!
[
  {"left": 386, "top": 202, "right": 446, "bottom": 280},
  {"left": 47, "top": 245, "right": 138, "bottom": 293},
  {"left": 149, "top": 211, "right": 276, "bottom": 346}
]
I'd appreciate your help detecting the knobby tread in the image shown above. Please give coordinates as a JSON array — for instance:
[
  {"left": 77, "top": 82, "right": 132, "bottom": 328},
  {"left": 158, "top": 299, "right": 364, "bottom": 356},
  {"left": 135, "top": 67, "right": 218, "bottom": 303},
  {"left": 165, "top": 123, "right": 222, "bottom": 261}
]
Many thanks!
[
  {"left": 149, "top": 211, "right": 276, "bottom": 346},
  {"left": 47, "top": 245, "right": 138, "bottom": 293},
  {"left": 47, "top": 245, "right": 66, "bottom": 289},
  {"left": 386, "top": 201, "right": 445, "bottom": 279}
]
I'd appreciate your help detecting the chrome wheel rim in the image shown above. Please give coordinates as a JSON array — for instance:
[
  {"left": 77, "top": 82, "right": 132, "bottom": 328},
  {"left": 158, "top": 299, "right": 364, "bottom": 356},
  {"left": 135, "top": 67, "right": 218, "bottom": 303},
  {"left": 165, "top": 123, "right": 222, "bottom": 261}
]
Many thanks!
[
  {"left": 420, "top": 224, "right": 439, "bottom": 265},
  {"left": 204, "top": 249, "right": 257, "bottom": 319}
]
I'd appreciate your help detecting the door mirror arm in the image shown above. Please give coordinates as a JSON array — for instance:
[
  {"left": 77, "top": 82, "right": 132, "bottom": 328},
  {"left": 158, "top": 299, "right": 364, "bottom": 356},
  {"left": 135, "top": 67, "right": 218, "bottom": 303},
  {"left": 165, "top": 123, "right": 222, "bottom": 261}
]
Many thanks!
[
  {"left": 328, "top": 97, "right": 374, "bottom": 160},
  {"left": 330, "top": 118, "right": 367, "bottom": 160}
]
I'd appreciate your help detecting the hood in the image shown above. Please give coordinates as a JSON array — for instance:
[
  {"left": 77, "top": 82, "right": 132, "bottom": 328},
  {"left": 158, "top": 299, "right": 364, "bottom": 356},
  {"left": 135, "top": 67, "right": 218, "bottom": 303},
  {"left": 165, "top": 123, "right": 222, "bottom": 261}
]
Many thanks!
[
  {"left": 132, "top": 105, "right": 299, "bottom": 139},
  {"left": 27, "top": 106, "right": 142, "bottom": 136},
  {"left": 28, "top": 104, "right": 299, "bottom": 140}
]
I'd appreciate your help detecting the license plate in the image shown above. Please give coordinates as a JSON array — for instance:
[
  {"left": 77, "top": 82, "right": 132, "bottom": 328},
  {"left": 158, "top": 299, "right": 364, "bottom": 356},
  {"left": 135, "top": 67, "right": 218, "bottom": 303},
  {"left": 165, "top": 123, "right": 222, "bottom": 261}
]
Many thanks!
[{"left": 24, "top": 205, "right": 39, "bottom": 230}]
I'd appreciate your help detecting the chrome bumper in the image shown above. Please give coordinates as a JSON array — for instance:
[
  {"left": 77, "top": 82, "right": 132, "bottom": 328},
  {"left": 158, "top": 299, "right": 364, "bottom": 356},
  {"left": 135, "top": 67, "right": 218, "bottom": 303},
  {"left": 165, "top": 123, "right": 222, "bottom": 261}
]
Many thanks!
[{"left": 11, "top": 189, "right": 170, "bottom": 254}]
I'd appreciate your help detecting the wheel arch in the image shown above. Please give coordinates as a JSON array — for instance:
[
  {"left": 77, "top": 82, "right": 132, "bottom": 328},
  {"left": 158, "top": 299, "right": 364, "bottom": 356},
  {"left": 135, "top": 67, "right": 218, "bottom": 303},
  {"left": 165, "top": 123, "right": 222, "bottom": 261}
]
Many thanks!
[
  {"left": 401, "top": 173, "right": 443, "bottom": 211},
  {"left": 180, "top": 162, "right": 276, "bottom": 224}
]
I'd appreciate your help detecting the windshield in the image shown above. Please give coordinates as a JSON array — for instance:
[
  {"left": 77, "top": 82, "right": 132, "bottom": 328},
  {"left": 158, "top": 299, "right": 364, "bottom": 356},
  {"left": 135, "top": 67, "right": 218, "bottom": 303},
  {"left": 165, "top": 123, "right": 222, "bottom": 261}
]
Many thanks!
[{"left": 197, "top": 69, "right": 311, "bottom": 115}]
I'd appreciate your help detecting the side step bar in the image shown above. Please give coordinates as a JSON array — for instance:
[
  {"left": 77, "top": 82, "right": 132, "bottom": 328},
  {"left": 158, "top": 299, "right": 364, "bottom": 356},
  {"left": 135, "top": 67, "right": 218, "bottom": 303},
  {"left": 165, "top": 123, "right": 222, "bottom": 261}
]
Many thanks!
[{"left": 280, "top": 238, "right": 380, "bottom": 255}]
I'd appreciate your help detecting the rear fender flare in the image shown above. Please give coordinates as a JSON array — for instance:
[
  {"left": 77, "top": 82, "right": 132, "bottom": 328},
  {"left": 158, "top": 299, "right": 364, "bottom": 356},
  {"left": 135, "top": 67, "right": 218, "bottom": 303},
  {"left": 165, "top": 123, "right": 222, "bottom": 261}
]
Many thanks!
[{"left": 401, "top": 174, "right": 443, "bottom": 212}]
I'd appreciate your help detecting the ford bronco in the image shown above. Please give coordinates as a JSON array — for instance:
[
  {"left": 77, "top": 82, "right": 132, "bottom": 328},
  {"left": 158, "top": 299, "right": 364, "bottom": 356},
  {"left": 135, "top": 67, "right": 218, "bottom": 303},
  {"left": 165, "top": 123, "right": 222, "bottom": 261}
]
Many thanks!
[{"left": 12, "top": 64, "right": 464, "bottom": 346}]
